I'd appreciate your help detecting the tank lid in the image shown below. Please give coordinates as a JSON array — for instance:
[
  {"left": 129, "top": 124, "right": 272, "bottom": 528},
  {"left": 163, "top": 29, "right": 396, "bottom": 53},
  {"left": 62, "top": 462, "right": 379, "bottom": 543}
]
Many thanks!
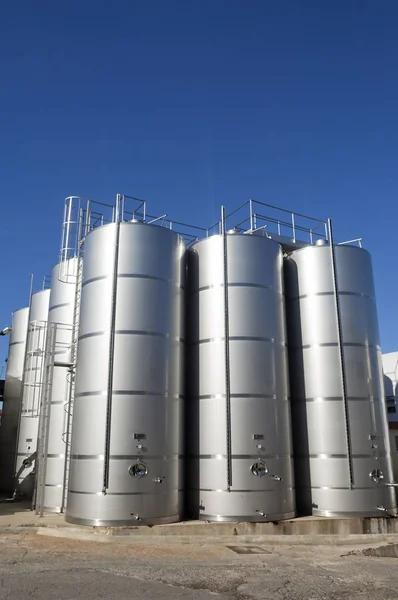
[
  {"left": 227, "top": 228, "right": 239, "bottom": 234},
  {"left": 315, "top": 239, "right": 328, "bottom": 246},
  {"left": 130, "top": 218, "right": 142, "bottom": 224}
]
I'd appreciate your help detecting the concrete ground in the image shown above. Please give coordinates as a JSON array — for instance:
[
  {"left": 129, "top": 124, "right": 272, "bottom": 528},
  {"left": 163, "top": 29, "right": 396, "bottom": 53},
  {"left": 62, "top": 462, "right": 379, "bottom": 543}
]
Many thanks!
[
  {"left": 1, "top": 528, "right": 398, "bottom": 598},
  {"left": 2, "top": 501, "right": 398, "bottom": 598}
]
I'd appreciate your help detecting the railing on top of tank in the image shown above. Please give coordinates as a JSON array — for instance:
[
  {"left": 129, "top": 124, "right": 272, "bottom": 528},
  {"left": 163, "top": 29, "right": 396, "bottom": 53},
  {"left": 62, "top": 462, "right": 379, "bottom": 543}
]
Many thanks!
[
  {"left": 116, "top": 193, "right": 221, "bottom": 246},
  {"left": 223, "top": 199, "right": 328, "bottom": 246},
  {"left": 337, "top": 238, "right": 363, "bottom": 248},
  {"left": 42, "top": 275, "right": 51, "bottom": 290},
  {"left": 27, "top": 274, "right": 52, "bottom": 300}
]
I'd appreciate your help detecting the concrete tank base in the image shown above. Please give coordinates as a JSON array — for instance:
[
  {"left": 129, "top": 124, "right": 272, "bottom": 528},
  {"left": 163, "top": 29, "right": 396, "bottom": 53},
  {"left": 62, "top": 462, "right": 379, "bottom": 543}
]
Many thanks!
[
  {"left": 81, "top": 516, "right": 398, "bottom": 537},
  {"left": 313, "top": 509, "right": 398, "bottom": 518}
]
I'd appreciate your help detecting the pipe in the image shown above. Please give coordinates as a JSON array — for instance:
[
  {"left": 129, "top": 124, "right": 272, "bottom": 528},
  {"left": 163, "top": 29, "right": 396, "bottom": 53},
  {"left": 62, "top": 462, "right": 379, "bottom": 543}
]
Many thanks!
[
  {"left": 102, "top": 222, "right": 120, "bottom": 493},
  {"left": 221, "top": 206, "right": 232, "bottom": 490},
  {"left": 328, "top": 218, "right": 354, "bottom": 489}
]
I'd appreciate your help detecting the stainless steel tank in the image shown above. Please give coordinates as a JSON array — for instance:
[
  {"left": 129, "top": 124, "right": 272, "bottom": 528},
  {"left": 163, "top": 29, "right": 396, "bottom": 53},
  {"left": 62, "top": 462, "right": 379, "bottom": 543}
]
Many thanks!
[
  {"left": 284, "top": 243, "right": 397, "bottom": 516},
  {"left": 66, "top": 221, "right": 185, "bottom": 526},
  {"left": 0, "top": 307, "right": 29, "bottom": 493},
  {"left": 40, "top": 258, "right": 78, "bottom": 512},
  {"left": 186, "top": 232, "right": 295, "bottom": 521},
  {"left": 15, "top": 289, "right": 50, "bottom": 497}
]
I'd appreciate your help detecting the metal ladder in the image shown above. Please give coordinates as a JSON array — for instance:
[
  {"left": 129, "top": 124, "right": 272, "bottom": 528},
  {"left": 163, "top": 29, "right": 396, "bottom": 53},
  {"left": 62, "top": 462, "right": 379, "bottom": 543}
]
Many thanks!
[
  {"left": 34, "top": 324, "right": 56, "bottom": 515},
  {"left": 61, "top": 254, "right": 83, "bottom": 511}
]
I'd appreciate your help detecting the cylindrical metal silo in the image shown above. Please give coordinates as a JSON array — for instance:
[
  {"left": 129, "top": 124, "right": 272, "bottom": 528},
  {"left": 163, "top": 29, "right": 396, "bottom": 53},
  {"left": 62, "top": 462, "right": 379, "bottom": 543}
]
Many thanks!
[
  {"left": 15, "top": 289, "right": 50, "bottom": 497},
  {"left": 38, "top": 258, "right": 78, "bottom": 512},
  {"left": 0, "top": 307, "right": 29, "bottom": 493},
  {"left": 66, "top": 221, "right": 185, "bottom": 525},
  {"left": 186, "top": 232, "right": 295, "bottom": 521},
  {"left": 284, "top": 242, "right": 397, "bottom": 516}
]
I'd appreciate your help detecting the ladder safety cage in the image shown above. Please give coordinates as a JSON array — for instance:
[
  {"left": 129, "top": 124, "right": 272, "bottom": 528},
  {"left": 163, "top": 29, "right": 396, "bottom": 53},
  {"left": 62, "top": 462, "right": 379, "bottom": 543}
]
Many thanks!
[
  {"left": 21, "top": 320, "right": 49, "bottom": 419},
  {"left": 61, "top": 259, "right": 83, "bottom": 511},
  {"left": 59, "top": 196, "right": 118, "bottom": 283},
  {"left": 35, "top": 322, "right": 58, "bottom": 516}
]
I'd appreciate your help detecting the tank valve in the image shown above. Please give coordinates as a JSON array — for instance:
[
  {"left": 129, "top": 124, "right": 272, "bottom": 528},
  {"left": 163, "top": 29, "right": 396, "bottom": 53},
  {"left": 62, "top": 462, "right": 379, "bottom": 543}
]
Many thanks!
[
  {"left": 199, "top": 502, "right": 205, "bottom": 511},
  {"left": 153, "top": 477, "right": 165, "bottom": 483},
  {"left": 271, "top": 475, "right": 283, "bottom": 482},
  {"left": 256, "top": 510, "right": 267, "bottom": 517},
  {"left": 386, "top": 482, "right": 398, "bottom": 488},
  {"left": 376, "top": 505, "right": 398, "bottom": 518},
  {"left": 130, "top": 513, "right": 142, "bottom": 521}
]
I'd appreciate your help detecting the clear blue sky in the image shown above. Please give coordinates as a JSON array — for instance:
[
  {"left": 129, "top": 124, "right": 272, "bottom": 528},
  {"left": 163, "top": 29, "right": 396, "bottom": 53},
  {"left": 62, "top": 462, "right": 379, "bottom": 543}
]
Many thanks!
[{"left": 0, "top": 0, "right": 397, "bottom": 362}]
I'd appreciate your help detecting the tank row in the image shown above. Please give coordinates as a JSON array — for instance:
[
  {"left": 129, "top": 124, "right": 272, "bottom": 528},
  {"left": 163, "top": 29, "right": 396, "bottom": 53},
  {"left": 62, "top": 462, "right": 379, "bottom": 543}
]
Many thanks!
[{"left": 0, "top": 195, "right": 395, "bottom": 524}]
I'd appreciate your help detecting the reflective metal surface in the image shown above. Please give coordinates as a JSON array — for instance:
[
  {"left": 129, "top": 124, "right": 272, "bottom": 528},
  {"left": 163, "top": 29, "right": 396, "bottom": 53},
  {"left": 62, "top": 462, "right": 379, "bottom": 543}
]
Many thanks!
[
  {"left": 0, "top": 307, "right": 29, "bottom": 493},
  {"left": 284, "top": 244, "right": 397, "bottom": 516},
  {"left": 15, "top": 290, "right": 50, "bottom": 498},
  {"left": 186, "top": 233, "right": 295, "bottom": 522},
  {"left": 66, "top": 222, "right": 185, "bottom": 525},
  {"left": 41, "top": 259, "right": 78, "bottom": 512}
]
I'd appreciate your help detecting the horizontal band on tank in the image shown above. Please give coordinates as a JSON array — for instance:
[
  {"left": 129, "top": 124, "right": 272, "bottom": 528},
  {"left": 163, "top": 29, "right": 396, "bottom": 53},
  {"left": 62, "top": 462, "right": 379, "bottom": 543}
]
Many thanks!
[
  {"left": 193, "top": 394, "right": 289, "bottom": 400},
  {"left": 47, "top": 454, "right": 65, "bottom": 459},
  {"left": 192, "top": 336, "right": 287, "bottom": 346},
  {"left": 9, "top": 340, "right": 25, "bottom": 346},
  {"left": 191, "top": 454, "right": 293, "bottom": 460},
  {"left": 296, "top": 453, "right": 389, "bottom": 459},
  {"left": 197, "top": 487, "right": 294, "bottom": 493},
  {"left": 291, "top": 342, "right": 381, "bottom": 351},
  {"left": 20, "top": 411, "right": 39, "bottom": 416},
  {"left": 74, "top": 391, "right": 184, "bottom": 399},
  {"left": 50, "top": 401, "right": 66, "bottom": 406},
  {"left": 303, "top": 485, "right": 385, "bottom": 491},
  {"left": 49, "top": 302, "right": 72, "bottom": 312},
  {"left": 82, "top": 273, "right": 184, "bottom": 290},
  {"left": 69, "top": 489, "right": 184, "bottom": 496},
  {"left": 78, "top": 330, "right": 184, "bottom": 342},
  {"left": 70, "top": 454, "right": 183, "bottom": 460},
  {"left": 295, "top": 396, "right": 377, "bottom": 402},
  {"left": 191, "top": 282, "right": 282, "bottom": 295},
  {"left": 287, "top": 291, "right": 376, "bottom": 302},
  {"left": 74, "top": 391, "right": 106, "bottom": 398},
  {"left": 115, "top": 330, "right": 183, "bottom": 342},
  {"left": 78, "top": 330, "right": 106, "bottom": 340},
  {"left": 44, "top": 483, "right": 63, "bottom": 487}
]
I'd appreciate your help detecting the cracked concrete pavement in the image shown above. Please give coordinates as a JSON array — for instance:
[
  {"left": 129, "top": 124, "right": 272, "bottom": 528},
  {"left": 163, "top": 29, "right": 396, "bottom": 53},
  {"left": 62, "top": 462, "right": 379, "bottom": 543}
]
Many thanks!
[{"left": 1, "top": 531, "right": 398, "bottom": 598}]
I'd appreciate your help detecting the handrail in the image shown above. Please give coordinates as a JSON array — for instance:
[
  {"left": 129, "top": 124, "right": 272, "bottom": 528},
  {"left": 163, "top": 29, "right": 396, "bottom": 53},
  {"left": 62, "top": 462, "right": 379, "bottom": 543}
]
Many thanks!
[{"left": 337, "top": 238, "right": 363, "bottom": 248}]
